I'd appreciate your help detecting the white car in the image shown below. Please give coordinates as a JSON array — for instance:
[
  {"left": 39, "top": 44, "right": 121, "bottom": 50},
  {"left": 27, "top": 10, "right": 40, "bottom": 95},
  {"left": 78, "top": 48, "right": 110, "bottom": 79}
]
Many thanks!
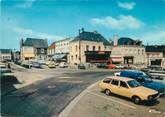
[
  {"left": 59, "top": 62, "right": 68, "bottom": 68},
  {"left": 115, "top": 64, "right": 124, "bottom": 69},
  {"left": 114, "top": 72, "right": 121, "bottom": 76}
]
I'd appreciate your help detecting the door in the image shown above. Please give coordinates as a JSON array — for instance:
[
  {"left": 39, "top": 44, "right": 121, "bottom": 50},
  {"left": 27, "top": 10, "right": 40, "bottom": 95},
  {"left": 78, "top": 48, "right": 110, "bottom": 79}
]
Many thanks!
[
  {"left": 118, "top": 81, "right": 132, "bottom": 98},
  {"left": 110, "top": 79, "right": 120, "bottom": 94}
]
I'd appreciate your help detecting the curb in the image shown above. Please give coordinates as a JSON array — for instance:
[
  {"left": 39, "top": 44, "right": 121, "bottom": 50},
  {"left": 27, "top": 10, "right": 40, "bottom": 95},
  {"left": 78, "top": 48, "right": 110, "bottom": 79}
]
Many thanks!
[{"left": 58, "top": 81, "right": 99, "bottom": 117}]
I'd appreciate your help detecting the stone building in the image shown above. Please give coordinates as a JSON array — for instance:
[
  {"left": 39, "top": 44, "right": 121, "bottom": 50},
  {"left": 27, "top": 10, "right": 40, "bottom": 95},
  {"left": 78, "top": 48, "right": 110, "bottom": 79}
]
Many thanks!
[
  {"left": 69, "top": 28, "right": 111, "bottom": 66},
  {"left": 20, "top": 38, "right": 48, "bottom": 60},
  {"left": 146, "top": 45, "right": 165, "bottom": 67},
  {"left": 52, "top": 38, "right": 72, "bottom": 62},
  {"left": 0, "top": 49, "right": 12, "bottom": 62},
  {"left": 111, "top": 36, "right": 146, "bottom": 65},
  {"left": 47, "top": 42, "right": 55, "bottom": 60}
]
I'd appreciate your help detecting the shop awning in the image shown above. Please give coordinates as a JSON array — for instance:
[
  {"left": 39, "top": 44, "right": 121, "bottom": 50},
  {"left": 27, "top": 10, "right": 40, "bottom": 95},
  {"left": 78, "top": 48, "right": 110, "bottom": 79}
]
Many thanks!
[{"left": 52, "top": 54, "right": 67, "bottom": 60}]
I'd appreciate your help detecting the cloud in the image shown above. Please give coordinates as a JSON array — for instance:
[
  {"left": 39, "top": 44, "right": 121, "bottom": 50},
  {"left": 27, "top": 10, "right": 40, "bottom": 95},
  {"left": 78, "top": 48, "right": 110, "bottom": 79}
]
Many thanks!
[
  {"left": 90, "top": 15, "right": 144, "bottom": 30},
  {"left": 117, "top": 1, "right": 136, "bottom": 10},
  {"left": 140, "top": 30, "right": 165, "bottom": 44},
  {"left": 12, "top": 27, "right": 64, "bottom": 40},
  {"left": 16, "top": 0, "right": 36, "bottom": 8}
]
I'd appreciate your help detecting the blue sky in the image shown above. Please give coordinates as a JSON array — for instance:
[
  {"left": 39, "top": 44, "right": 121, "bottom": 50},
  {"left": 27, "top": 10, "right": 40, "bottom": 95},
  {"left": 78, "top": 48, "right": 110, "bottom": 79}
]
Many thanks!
[{"left": 1, "top": 0, "right": 165, "bottom": 50}]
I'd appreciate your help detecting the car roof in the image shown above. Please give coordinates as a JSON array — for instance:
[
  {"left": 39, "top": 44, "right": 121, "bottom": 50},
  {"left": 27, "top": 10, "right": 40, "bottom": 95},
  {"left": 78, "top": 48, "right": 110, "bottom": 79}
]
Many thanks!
[
  {"left": 106, "top": 76, "right": 133, "bottom": 82},
  {"left": 122, "top": 70, "right": 144, "bottom": 73}
]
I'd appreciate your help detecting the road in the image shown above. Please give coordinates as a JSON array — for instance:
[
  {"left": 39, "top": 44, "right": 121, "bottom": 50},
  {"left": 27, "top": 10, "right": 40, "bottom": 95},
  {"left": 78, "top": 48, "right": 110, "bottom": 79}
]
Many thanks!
[{"left": 1, "top": 66, "right": 113, "bottom": 117}]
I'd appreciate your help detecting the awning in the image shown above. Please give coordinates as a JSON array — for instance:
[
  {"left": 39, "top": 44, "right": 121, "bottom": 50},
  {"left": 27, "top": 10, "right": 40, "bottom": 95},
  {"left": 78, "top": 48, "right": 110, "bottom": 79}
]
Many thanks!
[
  {"left": 52, "top": 54, "right": 67, "bottom": 60},
  {"left": 111, "top": 57, "right": 122, "bottom": 62}
]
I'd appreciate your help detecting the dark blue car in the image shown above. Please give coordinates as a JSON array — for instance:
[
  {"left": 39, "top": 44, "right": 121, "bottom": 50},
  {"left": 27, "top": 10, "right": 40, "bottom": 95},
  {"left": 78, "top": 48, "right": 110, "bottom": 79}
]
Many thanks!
[{"left": 119, "top": 70, "right": 165, "bottom": 96}]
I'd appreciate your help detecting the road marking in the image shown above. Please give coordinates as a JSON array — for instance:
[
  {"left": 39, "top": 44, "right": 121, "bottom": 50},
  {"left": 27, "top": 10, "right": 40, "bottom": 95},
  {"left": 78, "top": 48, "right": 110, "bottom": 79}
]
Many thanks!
[
  {"left": 58, "top": 79, "right": 83, "bottom": 83},
  {"left": 87, "top": 90, "right": 136, "bottom": 109}
]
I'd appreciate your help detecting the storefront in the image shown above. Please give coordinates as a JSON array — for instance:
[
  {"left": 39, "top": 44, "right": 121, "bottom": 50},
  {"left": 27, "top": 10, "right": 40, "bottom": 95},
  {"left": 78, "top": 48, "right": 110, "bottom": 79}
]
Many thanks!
[{"left": 85, "top": 51, "right": 111, "bottom": 63}]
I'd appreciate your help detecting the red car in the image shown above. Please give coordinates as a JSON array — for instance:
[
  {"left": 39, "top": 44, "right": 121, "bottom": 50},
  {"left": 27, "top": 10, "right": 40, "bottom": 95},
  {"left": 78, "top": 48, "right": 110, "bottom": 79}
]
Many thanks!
[{"left": 107, "top": 64, "right": 116, "bottom": 69}]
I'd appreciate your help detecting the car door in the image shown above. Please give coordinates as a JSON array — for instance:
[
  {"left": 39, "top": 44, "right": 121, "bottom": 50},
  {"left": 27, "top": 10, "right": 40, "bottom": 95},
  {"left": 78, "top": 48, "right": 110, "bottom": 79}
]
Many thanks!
[
  {"left": 118, "top": 81, "right": 132, "bottom": 98},
  {"left": 110, "top": 79, "right": 120, "bottom": 95}
]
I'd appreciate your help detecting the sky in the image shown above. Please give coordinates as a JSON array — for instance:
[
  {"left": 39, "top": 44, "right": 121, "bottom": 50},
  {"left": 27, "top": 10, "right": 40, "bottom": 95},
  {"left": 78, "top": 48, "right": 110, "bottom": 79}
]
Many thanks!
[{"left": 1, "top": 0, "right": 165, "bottom": 50}]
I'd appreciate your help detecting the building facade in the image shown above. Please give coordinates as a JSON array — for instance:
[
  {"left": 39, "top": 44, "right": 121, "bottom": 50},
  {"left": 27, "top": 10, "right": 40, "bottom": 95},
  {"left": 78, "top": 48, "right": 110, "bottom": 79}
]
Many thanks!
[
  {"left": 52, "top": 38, "right": 72, "bottom": 62},
  {"left": 20, "top": 38, "right": 48, "bottom": 60},
  {"left": 146, "top": 45, "right": 165, "bottom": 67},
  {"left": 111, "top": 37, "right": 146, "bottom": 65},
  {"left": 47, "top": 42, "right": 55, "bottom": 59},
  {"left": 0, "top": 49, "right": 12, "bottom": 62},
  {"left": 69, "top": 29, "right": 111, "bottom": 66}
]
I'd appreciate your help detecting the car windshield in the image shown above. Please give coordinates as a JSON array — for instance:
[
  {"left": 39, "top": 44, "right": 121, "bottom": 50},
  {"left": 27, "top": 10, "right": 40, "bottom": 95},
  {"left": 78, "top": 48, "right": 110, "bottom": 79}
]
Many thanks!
[
  {"left": 141, "top": 75, "right": 152, "bottom": 82},
  {"left": 127, "top": 80, "right": 141, "bottom": 88}
]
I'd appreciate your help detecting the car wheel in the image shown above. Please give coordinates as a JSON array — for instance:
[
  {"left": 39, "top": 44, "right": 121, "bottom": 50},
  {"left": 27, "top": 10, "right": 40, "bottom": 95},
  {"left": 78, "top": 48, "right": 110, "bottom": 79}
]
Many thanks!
[
  {"left": 132, "top": 96, "right": 141, "bottom": 104},
  {"left": 105, "top": 89, "right": 111, "bottom": 96}
]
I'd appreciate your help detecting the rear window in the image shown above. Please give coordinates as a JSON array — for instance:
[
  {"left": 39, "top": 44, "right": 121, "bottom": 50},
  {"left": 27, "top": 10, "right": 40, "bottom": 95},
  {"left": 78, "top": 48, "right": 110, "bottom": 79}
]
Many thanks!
[
  {"left": 103, "top": 78, "right": 112, "bottom": 84},
  {"left": 120, "top": 81, "right": 128, "bottom": 88},
  {"left": 111, "top": 79, "right": 119, "bottom": 86}
]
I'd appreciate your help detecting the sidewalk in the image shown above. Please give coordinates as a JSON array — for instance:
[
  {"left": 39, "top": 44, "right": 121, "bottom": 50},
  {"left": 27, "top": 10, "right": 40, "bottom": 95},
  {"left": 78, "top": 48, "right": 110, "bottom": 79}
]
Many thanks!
[{"left": 59, "top": 82, "right": 164, "bottom": 117}]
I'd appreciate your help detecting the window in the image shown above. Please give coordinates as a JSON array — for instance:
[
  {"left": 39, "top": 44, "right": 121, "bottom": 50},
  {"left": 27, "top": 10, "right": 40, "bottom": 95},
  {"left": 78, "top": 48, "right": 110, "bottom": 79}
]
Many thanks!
[
  {"left": 71, "top": 56, "right": 73, "bottom": 60},
  {"left": 142, "top": 49, "right": 144, "bottom": 55},
  {"left": 41, "top": 49, "right": 44, "bottom": 53},
  {"left": 93, "top": 46, "right": 95, "bottom": 51},
  {"left": 138, "top": 49, "right": 140, "bottom": 55},
  {"left": 111, "top": 79, "right": 119, "bottom": 86},
  {"left": 86, "top": 45, "right": 89, "bottom": 51},
  {"left": 98, "top": 46, "right": 101, "bottom": 51},
  {"left": 120, "top": 81, "right": 128, "bottom": 88},
  {"left": 75, "top": 45, "right": 78, "bottom": 52},
  {"left": 75, "top": 54, "right": 78, "bottom": 60},
  {"left": 103, "top": 78, "right": 112, "bottom": 84}
]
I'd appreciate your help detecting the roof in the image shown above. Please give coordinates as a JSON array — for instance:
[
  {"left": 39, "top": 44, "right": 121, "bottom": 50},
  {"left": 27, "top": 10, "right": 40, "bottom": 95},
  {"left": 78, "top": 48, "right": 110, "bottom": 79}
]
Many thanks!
[
  {"left": 48, "top": 42, "right": 55, "bottom": 49},
  {"left": 146, "top": 45, "right": 165, "bottom": 52},
  {"left": 106, "top": 76, "right": 133, "bottom": 81},
  {"left": 23, "top": 38, "right": 48, "bottom": 48},
  {"left": 0, "top": 49, "right": 12, "bottom": 54},
  {"left": 118, "top": 37, "right": 142, "bottom": 46},
  {"left": 72, "top": 31, "right": 110, "bottom": 45}
]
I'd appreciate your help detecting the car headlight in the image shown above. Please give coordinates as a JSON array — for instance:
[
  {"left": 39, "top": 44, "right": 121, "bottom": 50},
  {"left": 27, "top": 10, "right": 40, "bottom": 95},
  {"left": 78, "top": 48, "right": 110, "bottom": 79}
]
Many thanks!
[{"left": 148, "top": 95, "right": 152, "bottom": 100}]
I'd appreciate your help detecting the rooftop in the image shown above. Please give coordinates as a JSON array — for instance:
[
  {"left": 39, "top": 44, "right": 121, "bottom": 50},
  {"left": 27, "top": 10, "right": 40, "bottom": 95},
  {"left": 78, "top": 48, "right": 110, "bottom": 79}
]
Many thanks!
[
  {"left": 0, "top": 49, "right": 12, "bottom": 54},
  {"left": 72, "top": 29, "right": 110, "bottom": 45},
  {"left": 23, "top": 38, "right": 48, "bottom": 48},
  {"left": 117, "top": 37, "right": 142, "bottom": 46}
]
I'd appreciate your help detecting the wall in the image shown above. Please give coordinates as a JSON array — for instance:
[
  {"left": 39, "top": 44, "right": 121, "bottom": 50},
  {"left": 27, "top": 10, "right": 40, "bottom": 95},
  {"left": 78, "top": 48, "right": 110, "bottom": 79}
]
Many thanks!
[
  {"left": 69, "top": 40, "right": 106, "bottom": 65},
  {"left": 111, "top": 46, "right": 146, "bottom": 65}
]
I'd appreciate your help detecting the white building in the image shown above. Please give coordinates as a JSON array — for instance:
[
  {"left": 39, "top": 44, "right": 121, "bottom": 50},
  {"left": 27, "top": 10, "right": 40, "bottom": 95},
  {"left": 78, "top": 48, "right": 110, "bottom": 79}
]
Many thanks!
[
  {"left": 111, "top": 37, "right": 146, "bottom": 65},
  {"left": 53, "top": 38, "right": 72, "bottom": 62},
  {"left": 0, "top": 49, "right": 12, "bottom": 62}
]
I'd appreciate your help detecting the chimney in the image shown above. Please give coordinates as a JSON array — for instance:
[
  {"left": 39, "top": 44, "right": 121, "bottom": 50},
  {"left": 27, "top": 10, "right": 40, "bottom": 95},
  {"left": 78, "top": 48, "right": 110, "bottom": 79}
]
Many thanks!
[
  {"left": 114, "top": 34, "right": 118, "bottom": 46},
  {"left": 81, "top": 28, "right": 84, "bottom": 32}
]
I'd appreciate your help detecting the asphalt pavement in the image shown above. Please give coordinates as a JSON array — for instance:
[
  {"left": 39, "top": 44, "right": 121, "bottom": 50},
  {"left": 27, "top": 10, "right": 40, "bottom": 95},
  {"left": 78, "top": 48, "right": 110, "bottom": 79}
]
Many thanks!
[{"left": 1, "top": 67, "right": 113, "bottom": 117}]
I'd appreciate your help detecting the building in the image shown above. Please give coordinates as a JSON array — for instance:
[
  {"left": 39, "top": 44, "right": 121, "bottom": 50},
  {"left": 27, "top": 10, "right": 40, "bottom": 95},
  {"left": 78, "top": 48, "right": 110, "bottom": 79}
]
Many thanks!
[
  {"left": 146, "top": 45, "right": 165, "bottom": 67},
  {"left": 47, "top": 42, "right": 55, "bottom": 60},
  {"left": 20, "top": 38, "right": 48, "bottom": 60},
  {"left": 69, "top": 28, "right": 111, "bottom": 66},
  {"left": 111, "top": 37, "right": 146, "bottom": 65},
  {"left": 12, "top": 51, "right": 20, "bottom": 62},
  {"left": 0, "top": 49, "right": 12, "bottom": 62},
  {"left": 52, "top": 38, "right": 72, "bottom": 62}
]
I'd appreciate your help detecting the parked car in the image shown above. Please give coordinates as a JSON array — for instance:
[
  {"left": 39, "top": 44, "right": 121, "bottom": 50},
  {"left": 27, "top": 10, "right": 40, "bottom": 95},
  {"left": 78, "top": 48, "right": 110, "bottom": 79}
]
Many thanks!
[
  {"left": 59, "top": 62, "right": 68, "bottom": 68},
  {"left": 0, "top": 65, "right": 11, "bottom": 73},
  {"left": 118, "top": 70, "right": 165, "bottom": 96},
  {"left": 97, "top": 63, "right": 107, "bottom": 68},
  {"left": 48, "top": 62, "right": 56, "bottom": 68},
  {"left": 31, "top": 62, "right": 42, "bottom": 68},
  {"left": 115, "top": 64, "right": 124, "bottom": 69},
  {"left": 107, "top": 64, "right": 116, "bottom": 69},
  {"left": 99, "top": 76, "right": 159, "bottom": 104},
  {"left": 78, "top": 63, "right": 86, "bottom": 69},
  {"left": 21, "top": 61, "right": 32, "bottom": 68}
]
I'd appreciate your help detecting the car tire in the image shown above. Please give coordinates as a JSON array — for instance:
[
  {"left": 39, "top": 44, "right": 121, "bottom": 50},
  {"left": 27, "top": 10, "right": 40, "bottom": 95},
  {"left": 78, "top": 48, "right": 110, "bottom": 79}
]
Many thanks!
[
  {"left": 105, "top": 89, "right": 111, "bottom": 96},
  {"left": 132, "top": 96, "right": 141, "bottom": 104}
]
